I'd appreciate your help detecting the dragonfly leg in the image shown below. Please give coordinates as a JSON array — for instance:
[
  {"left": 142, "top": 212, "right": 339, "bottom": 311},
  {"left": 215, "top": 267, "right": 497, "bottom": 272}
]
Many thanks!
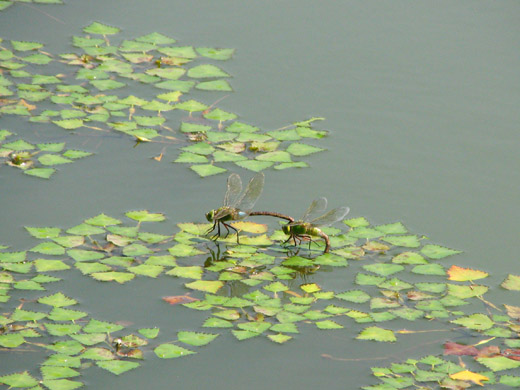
[
  {"left": 206, "top": 220, "right": 217, "bottom": 236},
  {"left": 210, "top": 221, "right": 222, "bottom": 241},
  {"left": 223, "top": 222, "right": 240, "bottom": 243}
]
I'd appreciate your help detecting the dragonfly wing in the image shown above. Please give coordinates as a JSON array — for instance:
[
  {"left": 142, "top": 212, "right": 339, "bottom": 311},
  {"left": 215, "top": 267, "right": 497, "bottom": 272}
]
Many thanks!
[
  {"left": 310, "top": 206, "right": 350, "bottom": 227},
  {"left": 213, "top": 208, "right": 232, "bottom": 220},
  {"left": 223, "top": 173, "right": 242, "bottom": 207},
  {"left": 236, "top": 172, "right": 265, "bottom": 214},
  {"left": 301, "top": 197, "right": 328, "bottom": 222}
]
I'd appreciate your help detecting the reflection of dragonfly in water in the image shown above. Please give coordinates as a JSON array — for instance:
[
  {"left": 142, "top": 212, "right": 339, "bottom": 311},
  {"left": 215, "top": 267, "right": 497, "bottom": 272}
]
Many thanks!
[
  {"left": 206, "top": 172, "right": 265, "bottom": 243},
  {"left": 282, "top": 197, "right": 350, "bottom": 254}
]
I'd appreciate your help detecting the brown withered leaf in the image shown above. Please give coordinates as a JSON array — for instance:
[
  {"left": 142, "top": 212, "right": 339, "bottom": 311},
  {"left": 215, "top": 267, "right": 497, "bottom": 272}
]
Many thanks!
[
  {"left": 503, "top": 349, "right": 520, "bottom": 361},
  {"left": 444, "top": 342, "right": 478, "bottom": 356},
  {"left": 476, "top": 345, "right": 500, "bottom": 358},
  {"left": 505, "top": 304, "right": 520, "bottom": 319},
  {"left": 163, "top": 295, "right": 199, "bottom": 305}
]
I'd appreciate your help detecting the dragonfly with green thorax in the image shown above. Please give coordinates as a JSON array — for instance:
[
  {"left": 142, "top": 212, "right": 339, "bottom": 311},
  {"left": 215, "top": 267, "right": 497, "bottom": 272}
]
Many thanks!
[
  {"left": 206, "top": 172, "right": 294, "bottom": 242},
  {"left": 206, "top": 172, "right": 265, "bottom": 242},
  {"left": 282, "top": 197, "right": 350, "bottom": 253}
]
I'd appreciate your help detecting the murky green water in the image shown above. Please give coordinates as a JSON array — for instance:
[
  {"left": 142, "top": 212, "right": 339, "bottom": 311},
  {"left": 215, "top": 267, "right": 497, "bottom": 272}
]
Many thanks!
[{"left": 1, "top": 1, "right": 519, "bottom": 389}]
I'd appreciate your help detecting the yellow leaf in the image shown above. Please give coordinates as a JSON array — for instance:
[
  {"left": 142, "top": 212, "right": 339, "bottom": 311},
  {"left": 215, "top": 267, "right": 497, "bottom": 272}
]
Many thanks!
[
  {"left": 447, "top": 265, "right": 489, "bottom": 281},
  {"left": 231, "top": 221, "right": 267, "bottom": 234},
  {"left": 505, "top": 304, "right": 520, "bottom": 320},
  {"left": 450, "top": 370, "right": 489, "bottom": 386}
]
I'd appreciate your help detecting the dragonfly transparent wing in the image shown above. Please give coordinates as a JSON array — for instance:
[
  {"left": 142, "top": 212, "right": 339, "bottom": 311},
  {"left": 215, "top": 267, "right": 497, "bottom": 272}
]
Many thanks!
[
  {"left": 223, "top": 173, "right": 242, "bottom": 207},
  {"left": 309, "top": 206, "right": 350, "bottom": 227},
  {"left": 300, "top": 197, "right": 328, "bottom": 222},
  {"left": 236, "top": 172, "right": 265, "bottom": 213}
]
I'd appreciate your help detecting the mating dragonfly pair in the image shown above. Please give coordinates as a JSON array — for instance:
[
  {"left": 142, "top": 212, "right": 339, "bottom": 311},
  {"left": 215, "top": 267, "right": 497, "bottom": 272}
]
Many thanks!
[{"left": 205, "top": 173, "right": 350, "bottom": 254}]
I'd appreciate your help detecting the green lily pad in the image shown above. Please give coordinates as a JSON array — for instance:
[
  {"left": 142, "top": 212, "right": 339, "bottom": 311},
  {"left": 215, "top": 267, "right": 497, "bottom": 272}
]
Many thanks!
[
  {"left": 196, "top": 47, "right": 234, "bottom": 60},
  {"left": 0, "top": 371, "right": 39, "bottom": 388},
  {"left": 502, "top": 274, "right": 520, "bottom": 291},
  {"left": 178, "top": 331, "right": 218, "bottom": 347},
  {"left": 187, "top": 64, "right": 230, "bottom": 78},
  {"left": 235, "top": 160, "right": 273, "bottom": 172},
  {"left": 154, "top": 343, "right": 195, "bottom": 359},
  {"left": 38, "top": 292, "right": 77, "bottom": 307},
  {"left": 196, "top": 80, "right": 232, "bottom": 91},
  {"left": 412, "top": 263, "right": 445, "bottom": 276},
  {"left": 382, "top": 235, "right": 421, "bottom": 248},
  {"left": 316, "top": 320, "right": 343, "bottom": 330},
  {"left": 53, "top": 119, "right": 84, "bottom": 129},
  {"left": 175, "top": 99, "right": 208, "bottom": 112},
  {"left": 451, "top": 314, "right": 493, "bottom": 330},
  {"left": 421, "top": 244, "right": 461, "bottom": 259},
  {"left": 83, "top": 22, "right": 120, "bottom": 35},
  {"left": 185, "top": 280, "right": 224, "bottom": 294},
  {"left": 357, "top": 326, "right": 396, "bottom": 342},
  {"left": 191, "top": 164, "right": 226, "bottom": 177},
  {"left": 175, "top": 152, "right": 209, "bottom": 164},
  {"left": 286, "top": 142, "right": 324, "bottom": 156},
  {"left": 11, "top": 40, "right": 44, "bottom": 51},
  {"left": 203, "top": 108, "right": 237, "bottom": 122},
  {"left": 476, "top": 356, "right": 520, "bottom": 372}
]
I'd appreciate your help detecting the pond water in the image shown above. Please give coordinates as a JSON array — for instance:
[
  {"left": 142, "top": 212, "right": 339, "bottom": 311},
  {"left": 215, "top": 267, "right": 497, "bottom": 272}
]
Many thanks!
[{"left": 1, "top": 1, "right": 519, "bottom": 389}]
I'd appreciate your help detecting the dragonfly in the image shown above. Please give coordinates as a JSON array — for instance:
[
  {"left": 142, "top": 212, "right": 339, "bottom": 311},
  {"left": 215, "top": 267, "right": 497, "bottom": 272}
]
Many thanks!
[
  {"left": 206, "top": 172, "right": 265, "bottom": 242},
  {"left": 282, "top": 197, "right": 350, "bottom": 253}
]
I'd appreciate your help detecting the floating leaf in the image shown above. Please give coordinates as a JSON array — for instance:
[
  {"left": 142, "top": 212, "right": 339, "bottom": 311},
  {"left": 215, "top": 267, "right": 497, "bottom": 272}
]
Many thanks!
[
  {"left": 38, "top": 292, "right": 77, "bottom": 307},
  {"left": 196, "top": 47, "right": 234, "bottom": 60},
  {"left": 91, "top": 271, "right": 135, "bottom": 284},
  {"left": 11, "top": 40, "right": 43, "bottom": 51},
  {"left": 421, "top": 244, "right": 461, "bottom": 259},
  {"left": 392, "top": 251, "right": 427, "bottom": 264},
  {"left": 175, "top": 99, "right": 208, "bottom": 112},
  {"left": 125, "top": 210, "right": 165, "bottom": 222},
  {"left": 52, "top": 119, "right": 84, "bottom": 129},
  {"left": 447, "top": 265, "right": 488, "bottom": 281},
  {"left": 412, "top": 263, "right": 445, "bottom": 276},
  {"left": 187, "top": 64, "right": 230, "bottom": 78},
  {"left": 191, "top": 164, "right": 226, "bottom": 177},
  {"left": 40, "top": 366, "right": 80, "bottom": 381},
  {"left": 363, "top": 263, "right": 404, "bottom": 276},
  {"left": 477, "top": 356, "right": 520, "bottom": 372},
  {"left": 196, "top": 80, "right": 232, "bottom": 91},
  {"left": 501, "top": 274, "right": 520, "bottom": 291},
  {"left": 154, "top": 343, "right": 195, "bottom": 359},
  {"left": 178, "top": 331, "right": 218, "bottom": 347},
  {"left": 451, "top": 314, "right": 493, "bottom": 330},
  {"left": 0, "top": 334, "right": 25, "bottom": 348},
  {"left": 83, "top": 319, "right": 124, "bottom": 334},
  {"left": 0, "top": 371, "right": 39, "bottom": 388},
  {"left": 357, "top": 326, "right": 396, "bottom": 342},
  {"left": 336, "top": 290, "right": 370, "bottom": 303},
  {"left": 235, "top": 160, "right": 273, "bottom": 172},
  {"left": 83, "top": 22, "right": 120, "bottom": 35},
  {"left": 185, "top": 280, "right": 224, "bottom": 294},
  {"left": 316, "top": 320, "right": 343, "bottom": 330},
  {"left": 203, "top": 108, "right": 237, "bottom": 122},
  {"left": 95, "top": 361, "right": 139, "bottom": 376},
  {"left": 25, "top": 226, "right": 61, "bottom": 239},
  {"left": 286, "top": 142, "right": 324, "bottom": 156},
  {"left": 382, "top": 235, "right": 421, "bottom": 248},
  {"left": 138, "top": 328, "right": 160, "bottom": 339}
]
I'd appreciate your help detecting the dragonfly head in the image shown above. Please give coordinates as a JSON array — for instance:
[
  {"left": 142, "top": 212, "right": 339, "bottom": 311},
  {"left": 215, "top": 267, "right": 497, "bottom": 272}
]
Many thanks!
[
  {"left": 282, "top": 224, "right": 291, "bottom": 235},
  {"left": 205, "top": 210, "right": 215, "bottom": 222}
]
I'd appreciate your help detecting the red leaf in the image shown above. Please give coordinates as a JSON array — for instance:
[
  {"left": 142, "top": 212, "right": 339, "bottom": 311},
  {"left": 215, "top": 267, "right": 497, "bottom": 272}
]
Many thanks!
[
  {"left": 503, "top": 349, "right": 520, "bottom": 361},
  {"left": 444, "top": 341, "right": 478, "bottom": 356},
  {"left": 476, "top": 345, "right": 501, "bottom": 358},
  {"left": 162, "top": 295, "right": 199, "bottom": 305}
]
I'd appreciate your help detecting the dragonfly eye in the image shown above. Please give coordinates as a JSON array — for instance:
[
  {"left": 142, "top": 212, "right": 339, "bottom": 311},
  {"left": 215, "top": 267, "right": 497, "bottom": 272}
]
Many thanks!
[
  {"left": 282, "top": 225, "right": 290, "bottom": 234},
  {"left": 205, "top": 210, "right": 214, "bottom": 222}
]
